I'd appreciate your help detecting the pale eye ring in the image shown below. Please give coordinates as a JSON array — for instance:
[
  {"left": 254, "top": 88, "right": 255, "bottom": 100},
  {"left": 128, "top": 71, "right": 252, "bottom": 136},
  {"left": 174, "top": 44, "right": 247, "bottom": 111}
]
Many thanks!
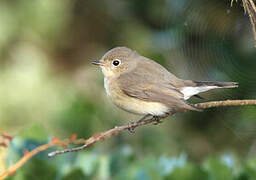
[{"left": 112, "top": 59, "right": 121, "bottom": 66}]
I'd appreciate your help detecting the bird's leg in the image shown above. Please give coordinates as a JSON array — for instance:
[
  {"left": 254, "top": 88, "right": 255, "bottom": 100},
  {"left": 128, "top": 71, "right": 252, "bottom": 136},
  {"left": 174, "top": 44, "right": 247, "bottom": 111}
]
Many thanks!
[
  {"left": 127, "top": 113, "right": 170, "bottom": 132},
  {"left": 127, "top": 121, "right": 136, "bottom": 133},
  {"left": 127, "top": 114, "right": 152, "bottom": 133},
  {"left": 137, "top": 114, "right": 152, "bottom": 123},
  {"left": 152, "top": 116, "right": 162, "bottom": 125},
  {"left": 153, "top": 113, "right": 170, "bottom": 125}
]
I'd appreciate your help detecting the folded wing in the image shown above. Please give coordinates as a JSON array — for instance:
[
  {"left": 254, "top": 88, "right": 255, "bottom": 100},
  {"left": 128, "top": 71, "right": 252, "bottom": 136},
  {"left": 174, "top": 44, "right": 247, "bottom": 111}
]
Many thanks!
[{"left": 117, "top": 71, "right": 201, "bottom": 112}]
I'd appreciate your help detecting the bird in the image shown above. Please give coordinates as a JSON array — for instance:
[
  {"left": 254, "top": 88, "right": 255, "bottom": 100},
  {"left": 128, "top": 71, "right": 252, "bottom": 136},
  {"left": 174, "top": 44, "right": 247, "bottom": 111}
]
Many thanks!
[{"left": 92, "top": 47, "right": 238, "bottom": 122}]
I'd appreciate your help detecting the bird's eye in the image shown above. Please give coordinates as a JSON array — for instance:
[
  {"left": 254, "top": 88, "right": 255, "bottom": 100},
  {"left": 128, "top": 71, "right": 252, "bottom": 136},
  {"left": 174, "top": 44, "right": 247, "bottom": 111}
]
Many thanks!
[{"left": 112, "top": 59, "right": 121, "bottom": 66}]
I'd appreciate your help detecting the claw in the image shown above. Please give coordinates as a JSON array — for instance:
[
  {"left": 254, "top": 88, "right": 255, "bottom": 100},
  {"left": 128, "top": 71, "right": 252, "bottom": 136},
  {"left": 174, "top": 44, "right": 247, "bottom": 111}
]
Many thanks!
[
  {"left": 127, "top": 122, "right": 136, "bottom": 133},
  {"left": 153, "top": 116, "right": 163, "bottom": 125}
]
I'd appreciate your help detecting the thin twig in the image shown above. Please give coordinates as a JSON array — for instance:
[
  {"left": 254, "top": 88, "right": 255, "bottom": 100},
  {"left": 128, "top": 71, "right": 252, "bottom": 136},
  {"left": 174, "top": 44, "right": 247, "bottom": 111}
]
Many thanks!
[
  {"left": 48, "top": 99, "right": 256, "bottom": 157},
  {"left": 0, "top": 143, "right": 54, "bottom": 180},
  {"left": 0, "top": 137, "right": 70, "bottom": 180},
  {"left": 1, "top": 99, "right": 256, "bottom": 180}
]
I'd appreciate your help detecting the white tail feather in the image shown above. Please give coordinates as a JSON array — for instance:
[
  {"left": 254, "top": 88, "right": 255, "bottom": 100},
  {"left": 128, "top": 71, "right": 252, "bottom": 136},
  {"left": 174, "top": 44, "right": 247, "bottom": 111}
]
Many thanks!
[{"left": 181, "top": 86, "right": 219, "bottom": 100}]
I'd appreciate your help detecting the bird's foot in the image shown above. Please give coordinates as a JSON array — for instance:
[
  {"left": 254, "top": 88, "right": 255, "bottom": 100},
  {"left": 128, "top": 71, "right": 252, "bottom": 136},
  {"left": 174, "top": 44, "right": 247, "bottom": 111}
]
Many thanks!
[
  {"left": 152, "top": 113, "right": 170, "bottom": 125},
  {"left": 127, "top": 122, "right": 136, "bottom": 133},
  {"left": 153, "top": 116, "right": 163, "bottom": 125}
]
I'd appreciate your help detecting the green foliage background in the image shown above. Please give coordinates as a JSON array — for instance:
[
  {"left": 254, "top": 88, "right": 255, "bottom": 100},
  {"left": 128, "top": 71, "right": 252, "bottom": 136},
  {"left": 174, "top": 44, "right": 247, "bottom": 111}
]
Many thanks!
[{"left": 0, "top": 0, "right": 256, "bottom": 179}]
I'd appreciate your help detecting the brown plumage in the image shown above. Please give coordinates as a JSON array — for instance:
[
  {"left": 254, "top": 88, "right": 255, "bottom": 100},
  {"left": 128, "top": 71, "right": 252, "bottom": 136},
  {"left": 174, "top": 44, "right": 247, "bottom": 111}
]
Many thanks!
[{"left": 92, "top": 47, "right": 238, "bottom": 117}]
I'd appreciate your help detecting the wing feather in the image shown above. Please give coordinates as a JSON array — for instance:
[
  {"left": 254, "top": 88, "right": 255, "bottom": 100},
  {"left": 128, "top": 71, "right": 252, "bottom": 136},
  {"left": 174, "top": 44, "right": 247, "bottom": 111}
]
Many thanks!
[{"left": 117, "top": 70, "right": 201, "bottom": 111}]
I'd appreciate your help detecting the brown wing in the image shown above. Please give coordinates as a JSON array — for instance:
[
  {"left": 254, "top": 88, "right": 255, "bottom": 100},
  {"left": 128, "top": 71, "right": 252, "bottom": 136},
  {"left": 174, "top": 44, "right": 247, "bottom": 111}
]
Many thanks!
[{"left": 117, "top": 71, "right": 201, "bottom": 111}]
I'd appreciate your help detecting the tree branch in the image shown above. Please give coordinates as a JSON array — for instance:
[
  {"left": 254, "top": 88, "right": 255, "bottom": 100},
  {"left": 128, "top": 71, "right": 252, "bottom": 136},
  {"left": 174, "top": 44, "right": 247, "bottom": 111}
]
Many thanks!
[
  {"left": 1, "top": 99, "right": 256, "bottom": 180},
  {"left": 0, "top": 143, "right": 54, "bottom": 180},
  {"left": 48, "top": 99, "right": 256, "bottom": 157}
]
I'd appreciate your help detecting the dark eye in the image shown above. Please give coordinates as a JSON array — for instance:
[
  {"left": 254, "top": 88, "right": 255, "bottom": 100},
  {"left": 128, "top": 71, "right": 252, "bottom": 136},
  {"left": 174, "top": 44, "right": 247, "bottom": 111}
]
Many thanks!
[{"left": 112, "top": 59, "right": 120, "bottom": 66}]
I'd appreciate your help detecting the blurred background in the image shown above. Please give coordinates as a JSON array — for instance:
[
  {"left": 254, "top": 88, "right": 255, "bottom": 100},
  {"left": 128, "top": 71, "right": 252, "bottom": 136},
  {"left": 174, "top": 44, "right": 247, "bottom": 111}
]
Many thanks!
[{"left": 1, "top": 0, "right": 256, "bottom": 179}]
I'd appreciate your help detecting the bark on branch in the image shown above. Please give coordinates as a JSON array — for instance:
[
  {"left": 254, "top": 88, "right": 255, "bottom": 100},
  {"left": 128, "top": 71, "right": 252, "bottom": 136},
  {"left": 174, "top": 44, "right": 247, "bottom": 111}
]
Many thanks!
[
  {"left": 48, "top": 99, "right": 256, "bottom": 157},
  {"left": 1, "top": 99, "right": 256, "bottom": 180}
]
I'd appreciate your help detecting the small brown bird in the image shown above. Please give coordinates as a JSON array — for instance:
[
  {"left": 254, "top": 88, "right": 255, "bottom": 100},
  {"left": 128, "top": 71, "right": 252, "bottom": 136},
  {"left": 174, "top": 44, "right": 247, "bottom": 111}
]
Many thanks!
[{"left": 92, "top": 47, "right": 238, "bottom": 120}]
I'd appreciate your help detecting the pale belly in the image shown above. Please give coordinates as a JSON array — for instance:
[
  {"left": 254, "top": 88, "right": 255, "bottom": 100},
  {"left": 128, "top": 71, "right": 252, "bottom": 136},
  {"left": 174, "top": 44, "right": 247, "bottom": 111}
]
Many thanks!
[{"left": 104, "top": 78, "right": 170, "bottom": 116}]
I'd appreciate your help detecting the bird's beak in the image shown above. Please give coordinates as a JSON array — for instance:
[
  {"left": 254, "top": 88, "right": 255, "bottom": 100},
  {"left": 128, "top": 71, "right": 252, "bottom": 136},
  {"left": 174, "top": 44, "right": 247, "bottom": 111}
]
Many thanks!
[{"left": 91, "top": 60, "right": 103, "bottom": 66}]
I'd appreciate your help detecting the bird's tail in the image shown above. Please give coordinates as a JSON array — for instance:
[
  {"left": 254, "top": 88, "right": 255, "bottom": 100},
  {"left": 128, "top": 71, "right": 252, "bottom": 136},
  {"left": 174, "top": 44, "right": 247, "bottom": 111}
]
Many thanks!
[
  {"left": 180, "top": 81, "right": 238, "bottom": 100},
  {"left": 193, "top": 81, "right": 238, "bottom": 88}
]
